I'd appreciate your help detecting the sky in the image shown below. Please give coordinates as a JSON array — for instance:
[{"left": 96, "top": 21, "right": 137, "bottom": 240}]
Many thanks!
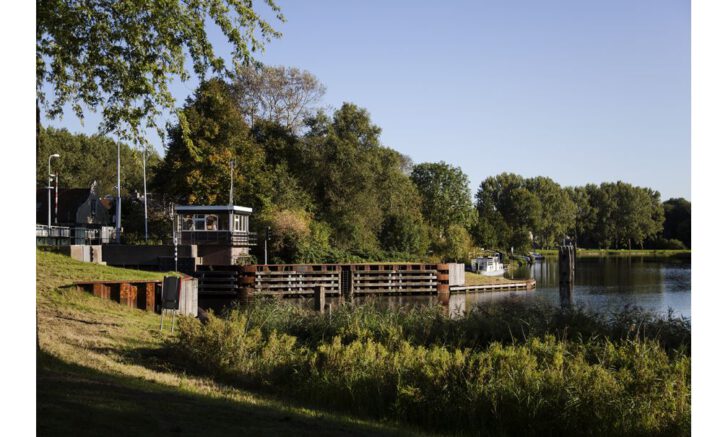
[{"left": 41, "top": 0, "right": 691, "bottom": 200}]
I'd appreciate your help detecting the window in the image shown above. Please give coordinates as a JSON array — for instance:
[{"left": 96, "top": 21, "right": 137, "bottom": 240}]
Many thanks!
[
  {"left": 194, "top": 214, "right": 205, "bottom": 230},
  {"left": 206, "top": 214, "right": 218, "bottom": 231},
  {"left": 182, "top": 214, "right": 193, "bottom": 230},
  {"left": 233, "top": 215, "right": 242, "bottom": 231}
]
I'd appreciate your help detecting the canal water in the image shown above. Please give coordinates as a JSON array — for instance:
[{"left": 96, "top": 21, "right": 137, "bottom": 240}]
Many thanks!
[{"left": 308, "top": 256, "right": 691, "bottom": 319}]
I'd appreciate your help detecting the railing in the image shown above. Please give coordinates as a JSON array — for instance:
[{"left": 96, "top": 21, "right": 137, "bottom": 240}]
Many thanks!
[
  {"left": 36, "top": 224, "right": 71, "bottom": 238},
  {"left": 36, "top": 225, "right": 115, "bottom": 245},
  {"left": 180, "top": 230, "right": 257, "bottom": 246}
]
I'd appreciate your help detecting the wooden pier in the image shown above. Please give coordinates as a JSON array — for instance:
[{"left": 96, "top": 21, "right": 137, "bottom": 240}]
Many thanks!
[
  {"left": 240, "top": 263, "right": 451, "bottom": 297},
  {"left": 194, "top": 263, "right": 533, "bottom": 300}
]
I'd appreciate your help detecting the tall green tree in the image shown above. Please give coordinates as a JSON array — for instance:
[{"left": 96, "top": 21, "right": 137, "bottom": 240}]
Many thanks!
[
  {"left": 410, "top": 162, "right": 474, "bottom": 238},
  {"left": 663, "top": 198, "right": 691, "bottom": 248},
  {"left": 297, "top": 104, "right": 392, "bottom": 253},
  {"left": 37, "top": 0, "right": 283, "bottom": 145},
  {"left": 565, "top": 186, "right": 597, "bottom": 248},
  {"left": 153, "top": 79, "right": 268, "bottom": 208},
  {"left": 525, "top": 176, "right": 576, "bottom": 248}
]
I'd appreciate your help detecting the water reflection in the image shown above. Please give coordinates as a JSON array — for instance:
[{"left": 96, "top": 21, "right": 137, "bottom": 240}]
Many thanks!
[{"left": 508, "top": 257, "right": 691, "bottom": 318}]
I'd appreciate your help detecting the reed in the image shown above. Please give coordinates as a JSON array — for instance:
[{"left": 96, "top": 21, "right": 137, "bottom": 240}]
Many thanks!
[{"left": 174, "top": 300, "right": 691, "bottom": 436}]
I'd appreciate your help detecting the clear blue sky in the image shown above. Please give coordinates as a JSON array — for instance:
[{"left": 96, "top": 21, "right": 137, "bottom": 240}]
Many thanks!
[{"left": 42, "top": 0, "right": 690, "bottom": 200}]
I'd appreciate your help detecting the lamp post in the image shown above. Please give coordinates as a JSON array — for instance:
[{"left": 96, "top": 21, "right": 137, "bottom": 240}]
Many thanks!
[{"left": 47, "top": 153, "right": 60, "bottom": 228}]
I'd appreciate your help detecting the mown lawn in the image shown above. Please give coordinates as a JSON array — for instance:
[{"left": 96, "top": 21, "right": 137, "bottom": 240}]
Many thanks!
[
  {"left": 463, "top": 271, "right": 523, "bottom": 286},
  {"left": 36, "top": 250, "right": 417, "bottom": 436}
]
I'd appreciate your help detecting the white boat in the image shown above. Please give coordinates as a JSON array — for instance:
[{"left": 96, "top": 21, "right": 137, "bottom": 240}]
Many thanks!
[{"left": 471, "top": 256, "right": 505, "bottom": 276}]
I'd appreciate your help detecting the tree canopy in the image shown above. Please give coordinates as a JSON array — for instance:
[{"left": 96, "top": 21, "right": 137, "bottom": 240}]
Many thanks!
[
  {"left": 43, "top": 65, "right": 685, "bottom": 259},
  {"left": 37, "top": 126, "right": 160, "bottom": 196},
  {"left": 37, "top": 0, "right": 284, "bottom": 145},
  {"left": 232, "top": 65, "right": 326, "bottom": 132},
  {"left": 410, "top": 162, "right": 474, "bottom": 238}
]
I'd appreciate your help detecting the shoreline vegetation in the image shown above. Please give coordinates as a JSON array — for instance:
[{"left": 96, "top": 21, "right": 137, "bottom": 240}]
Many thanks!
[
  {"left": 37, "top": 251, "right": 415, "bottom": 436},
  {"left": 38, "top": 251, "right": 690, "bottom": 436},
  {"left": 538, "top": 249, "right": 691, "bottom": 259}
]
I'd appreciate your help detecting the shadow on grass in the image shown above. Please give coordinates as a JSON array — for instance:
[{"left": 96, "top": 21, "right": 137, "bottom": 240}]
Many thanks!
[{"left": 37, "top": 349, "right": 406, "bottom": 437}]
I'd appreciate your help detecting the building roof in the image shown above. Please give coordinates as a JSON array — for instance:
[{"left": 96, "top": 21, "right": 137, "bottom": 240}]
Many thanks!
[{"left": 174, "top": 205, "right": 253, "bottom": 214}]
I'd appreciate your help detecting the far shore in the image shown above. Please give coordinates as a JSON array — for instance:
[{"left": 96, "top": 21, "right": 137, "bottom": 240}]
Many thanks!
[{"left": 537, "top": 249, "right": 691, "bottom": 258}]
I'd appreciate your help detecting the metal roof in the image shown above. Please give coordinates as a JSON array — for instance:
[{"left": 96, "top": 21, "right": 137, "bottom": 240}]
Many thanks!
[{"left": 174, "top": 205, "right": 253, "bottom": 213}]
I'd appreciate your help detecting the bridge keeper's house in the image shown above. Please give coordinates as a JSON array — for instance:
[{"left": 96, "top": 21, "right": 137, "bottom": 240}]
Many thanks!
[{"left": 174, "top": 205, "right": 256, "bottom": 266}]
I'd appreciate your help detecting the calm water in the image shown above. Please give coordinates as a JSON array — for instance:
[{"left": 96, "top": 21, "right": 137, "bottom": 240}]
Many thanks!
[
  {"left": 301, "top": 256, "right": 691, "bottom": 319},
  {"left": 505, "top": 256, "right": 691, "bottom": 318}
]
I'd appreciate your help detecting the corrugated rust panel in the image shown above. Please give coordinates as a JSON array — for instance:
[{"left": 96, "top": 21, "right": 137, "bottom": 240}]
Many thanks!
[{"left": 119, "top": 283, "right": 137, "bottom": 308}]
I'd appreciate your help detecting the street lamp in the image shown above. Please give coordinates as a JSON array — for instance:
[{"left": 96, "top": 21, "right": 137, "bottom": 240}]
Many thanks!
[{"left": 48, "top": 153, "right": 60, "bottom": 228}]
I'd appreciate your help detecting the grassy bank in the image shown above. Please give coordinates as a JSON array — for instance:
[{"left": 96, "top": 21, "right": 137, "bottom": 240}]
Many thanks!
[
  {"left": 37, "top": 250, "right": 690, "bottom": 435},
  {"left": 538, "top": 248, "right": 691, "bottom": 258},
  {"left": 464, "top": 271, "right": 523, "bottom": 286},
  {"left": 36, "top": 251, "right": 414, "bottom": 436}
]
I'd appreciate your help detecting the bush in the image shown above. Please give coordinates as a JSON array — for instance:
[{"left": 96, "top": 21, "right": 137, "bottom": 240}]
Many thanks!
[{"left": 173, "top": 301, "right": 690, "bottom": 435}]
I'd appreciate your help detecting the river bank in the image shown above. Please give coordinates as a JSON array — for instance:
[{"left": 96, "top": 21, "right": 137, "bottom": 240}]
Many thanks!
[
  {"left": 37, "top": 251, "right": 690, "bottom": 436},
  {"left": 538, "top": 249, "right": 691, "bottom": 259},
  {"left": 36, "top": 251, "right": 414, "bottom": 436}
]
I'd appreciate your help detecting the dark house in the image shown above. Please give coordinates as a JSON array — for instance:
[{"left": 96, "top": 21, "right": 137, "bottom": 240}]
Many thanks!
[{"left": 36, "top": 182, "right": 115, "bottom": 245}]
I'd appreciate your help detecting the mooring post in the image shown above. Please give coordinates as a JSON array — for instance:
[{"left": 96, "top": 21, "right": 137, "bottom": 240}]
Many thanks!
[
  {"left": 314, "top": 285, "right": 325, "bottom": 313},
  {"left": 559, "top": 245, "right": 575, "bottom": 307},
  {"left": 436, "top": 264, "right": 450, "bottom": 309}
]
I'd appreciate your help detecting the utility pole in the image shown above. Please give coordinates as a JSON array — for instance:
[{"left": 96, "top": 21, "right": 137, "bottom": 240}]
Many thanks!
[
  {"left": 115, "top": 141, "right": 122, "bottom": 243},
  {"left": 142, "top": 146, "right": 148, "bottom": 242},
  {"left": 229, "top": 159, "right": 235, "bottom": 205},
  {"left": 54, "top": 170, "right": 59, "bottom": 224},
  {"left": 47, "top": 154, "right": 60, "bottom": 228}
]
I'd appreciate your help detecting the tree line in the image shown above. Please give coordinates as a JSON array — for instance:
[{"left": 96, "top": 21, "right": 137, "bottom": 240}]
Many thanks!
[{"left": 38, "top": 66, "right": 690, "bottom": 261}]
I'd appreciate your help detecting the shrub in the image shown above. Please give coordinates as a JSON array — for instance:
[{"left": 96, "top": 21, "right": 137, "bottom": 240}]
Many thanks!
[{"left": 173, "top": 301, "right": 690, "bottom": 435}]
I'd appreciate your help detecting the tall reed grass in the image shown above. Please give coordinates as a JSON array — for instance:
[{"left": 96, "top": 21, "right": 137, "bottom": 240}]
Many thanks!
[{"left": 174, "top": 300, "right": 690, "bottom": 436}]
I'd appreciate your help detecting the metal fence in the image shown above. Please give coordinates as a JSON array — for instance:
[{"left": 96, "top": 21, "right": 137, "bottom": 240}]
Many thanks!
[{"left": 36, "top": 225, "right": 115, "bottom": 246}]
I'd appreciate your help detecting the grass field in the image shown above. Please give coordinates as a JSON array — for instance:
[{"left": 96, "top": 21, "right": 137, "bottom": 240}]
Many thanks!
[
  {"left": 463, "top": 271, "right": 522, "bottom": 286},
  {"left": 36, "top": 250, "right": 418, "bottom": 436}
]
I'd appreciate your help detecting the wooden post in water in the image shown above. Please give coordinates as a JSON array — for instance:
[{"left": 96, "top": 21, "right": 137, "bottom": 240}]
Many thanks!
[
  {"left": 558, "top": 245, "right": 575, "bottom": 307},
  {"left": 436, "top": 264, "right": 450, "bottom": 310},
  {"left": 314, "top": 285, "right": 325, "bottom": 313}
]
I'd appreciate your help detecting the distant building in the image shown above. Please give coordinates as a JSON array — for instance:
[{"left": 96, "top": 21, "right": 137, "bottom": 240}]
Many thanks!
[{"left": 36, "top": 181, "right": 116, "bottom": 245}]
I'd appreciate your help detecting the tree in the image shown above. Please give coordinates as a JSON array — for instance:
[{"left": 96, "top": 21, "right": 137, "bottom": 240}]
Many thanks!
[
  {"left": 379, "top": 212, "right": 429, "bottom": 256},
  {"left": 410, "top": 162, "right": 474, "bottom": 238},
  {"left": 297, "top": 104, "right": 389, "bottom": 253},
  {"left": 612, "top": 182, "right": 664, "bottom": 250},
  {"left": 565, "top": 186, "right": 596, "bottom": 248},
  {"left": 37, "top": 126, "right": 160, "bottom": 196},
  {"left": 232, "top": 65, "right": 326, "bottom": 132},
  {"left": 663, "top": 198, "right": 691, "bottom": 248},
  {"left": 525, "top": 176, "right": 576, "bottom": 248},
  {"left": 37, "top": 0, "right": 284, "bottom": 145},
  {"left": 153, "top": 79, "right": 267, "bottom": 208}
]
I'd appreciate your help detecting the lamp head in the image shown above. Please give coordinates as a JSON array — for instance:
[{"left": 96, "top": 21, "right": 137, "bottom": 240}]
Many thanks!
[{"left": 50, "top": 153, "right": 60, "bottom": 158}]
